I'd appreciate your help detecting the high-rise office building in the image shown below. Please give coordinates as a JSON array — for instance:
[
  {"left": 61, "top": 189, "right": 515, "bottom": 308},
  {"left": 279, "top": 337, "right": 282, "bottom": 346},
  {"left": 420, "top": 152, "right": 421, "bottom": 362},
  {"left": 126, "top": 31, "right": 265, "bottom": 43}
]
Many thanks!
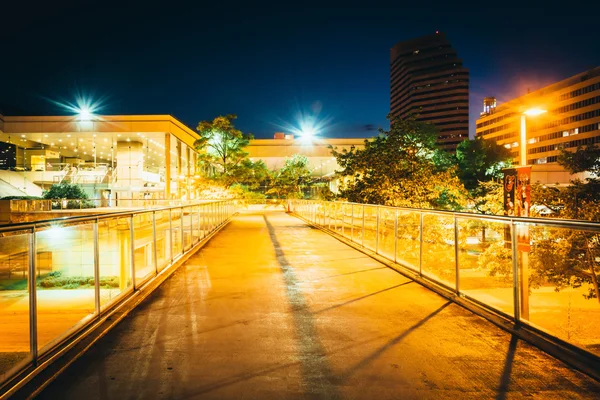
[
  {"left": 390, "top": 32, "right": 469, "bottom": 151},
  {"left": 476, "top": 67, "right": 600, "bottom": 167}
]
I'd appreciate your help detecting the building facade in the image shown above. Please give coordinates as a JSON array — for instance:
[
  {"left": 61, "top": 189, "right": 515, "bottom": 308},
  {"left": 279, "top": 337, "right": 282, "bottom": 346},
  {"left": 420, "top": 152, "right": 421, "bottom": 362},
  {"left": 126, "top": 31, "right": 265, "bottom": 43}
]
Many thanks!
[
  {"left": 390, "top": 32, "right": 469, "bottom": 151},
  {"left": 476, "top": 67, "right": 600, "bottom": 182},
  {"left": 0, "top": 115, "right": 200, "bottom": 201}
]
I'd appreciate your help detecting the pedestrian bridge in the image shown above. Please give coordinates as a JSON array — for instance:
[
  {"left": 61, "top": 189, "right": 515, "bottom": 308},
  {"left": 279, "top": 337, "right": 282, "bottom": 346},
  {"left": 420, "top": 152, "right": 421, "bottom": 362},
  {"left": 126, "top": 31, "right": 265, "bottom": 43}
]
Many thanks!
[{"left": 1, "top": 202, "right": 600, "bottom": 399}]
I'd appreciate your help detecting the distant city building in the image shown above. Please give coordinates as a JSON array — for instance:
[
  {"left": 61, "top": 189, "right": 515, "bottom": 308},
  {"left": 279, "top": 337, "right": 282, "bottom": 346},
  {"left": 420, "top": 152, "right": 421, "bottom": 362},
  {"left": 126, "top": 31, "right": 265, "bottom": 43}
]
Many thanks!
[
  {"left": 476, "top": 67, "right": 600, "bottom": 171},
  {"left": 390, "top": 32, "right": 469, "bottom": 152},
  {"left": 481, "top": 97, "right": 497, "bottom": 117}
]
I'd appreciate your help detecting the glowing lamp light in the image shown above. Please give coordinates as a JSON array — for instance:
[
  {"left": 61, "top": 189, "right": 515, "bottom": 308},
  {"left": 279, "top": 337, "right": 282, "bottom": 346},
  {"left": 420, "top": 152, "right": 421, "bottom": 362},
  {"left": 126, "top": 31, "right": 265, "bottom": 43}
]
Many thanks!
[
  {"left": 523, "top": 108, "right": 547, "bottom": 116},
  {"left": 77, "top": 106, "right": 93, "bottom": 121}
]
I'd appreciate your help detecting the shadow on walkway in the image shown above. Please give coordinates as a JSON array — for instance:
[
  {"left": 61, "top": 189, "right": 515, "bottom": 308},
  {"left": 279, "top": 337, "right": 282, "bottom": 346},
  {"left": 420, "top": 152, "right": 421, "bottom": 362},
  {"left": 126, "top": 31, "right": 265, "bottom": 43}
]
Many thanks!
[{"left": 264, "top": 214, "right": 341, "bottom": 399}]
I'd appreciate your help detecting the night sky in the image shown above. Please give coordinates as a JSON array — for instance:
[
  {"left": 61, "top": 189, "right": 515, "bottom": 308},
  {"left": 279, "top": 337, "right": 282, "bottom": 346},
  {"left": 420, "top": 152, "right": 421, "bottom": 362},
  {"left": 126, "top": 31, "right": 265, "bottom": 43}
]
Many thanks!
[{"left": 2, "top": 1, "right": 600, "bottom": 139}]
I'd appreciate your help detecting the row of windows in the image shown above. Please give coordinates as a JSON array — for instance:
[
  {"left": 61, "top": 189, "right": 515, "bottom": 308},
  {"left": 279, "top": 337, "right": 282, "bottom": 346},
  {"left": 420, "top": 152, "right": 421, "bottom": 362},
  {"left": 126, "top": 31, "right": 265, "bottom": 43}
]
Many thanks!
[
  {"left": 534, "top": 123, "right": 599, "bottom": 143},
  {"left": 557, "top": 81, "right": 600, "bottom": 101},
  {"left": 391, "top": 84, "right": 469, "bottom": 109},
  {"left": 391, "top": 72, "right": 469, "bottom": 97},
  {"left": 528, "top": 135, "right": 600, "bottom": 155},
  {"left": 417, "top": 114, "right": 469, "bottom": 124},
  {"left": 551, "top": 95, "right": 600, "bottom": 114},
  {"left": 390, "top": 62, "right": 464, "bottom": 89},
  {"left": 476, "top": 112, "right": 516, "bottom": 129},
  {"left": 394, "top": 71, "right": 468, "bottom": 93},
  {"left": 406, "top": 105, "right": 468, "bottom": 116},
  {"left": 477, "top": 122, "right": 514, "bottom": 136},
  {"left": 541, "top": 109, "right": 600, "bottom": 129},
  {"left": 439, "top": 126, "right": 468, "bottom": 133},
  {"left": 391, "top": 92, "right": 469, "bottom": 114},
  {"left": 529, "top": 155, "right": 558, "bottom": 165},
  {"left": 391, "top": 44, "right": 451, "bottom": 70},
  {"left": 412, "top": 79, "right": 467, "bottom": 91}
]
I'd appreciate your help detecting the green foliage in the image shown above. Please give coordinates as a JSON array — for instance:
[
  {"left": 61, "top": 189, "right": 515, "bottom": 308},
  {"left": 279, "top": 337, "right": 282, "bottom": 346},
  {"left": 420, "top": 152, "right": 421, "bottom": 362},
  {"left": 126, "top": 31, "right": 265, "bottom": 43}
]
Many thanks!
[
  {"left": 37, "top": 271, "right": 119, "bottom": 289},
  {"left": 558, "top": 143, "right": 600, "bottom": 176},
  {"left": 43, "top": 182, "right": 94, "bottom": 209},
  {"left": 331, "top": 116, "right": 466, "bottom": 210},
  {"left": 455, "top": 138, "right": 513, "bottom": 191},
  {"left": 267, "top": 154, "right": 311, "bottom": 199},
  {"left": 229, "top": 184, "right": 267, "bottom": 201},
  {"left": 195, "top": 115, "right": 254, "bottom": 186},
  {"left": 228, "top": 159, "right": 269, "bottom": 189}
]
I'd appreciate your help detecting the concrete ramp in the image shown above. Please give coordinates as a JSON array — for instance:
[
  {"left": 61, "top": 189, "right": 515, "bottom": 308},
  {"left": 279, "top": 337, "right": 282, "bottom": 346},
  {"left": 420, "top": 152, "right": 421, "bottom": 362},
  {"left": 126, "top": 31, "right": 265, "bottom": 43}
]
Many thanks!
[
  {"left": 0, "top": 170, "right": 43, "bottom": 197},
  {"left": 37, "top": 210, "right": 600, "bottom": 399}
]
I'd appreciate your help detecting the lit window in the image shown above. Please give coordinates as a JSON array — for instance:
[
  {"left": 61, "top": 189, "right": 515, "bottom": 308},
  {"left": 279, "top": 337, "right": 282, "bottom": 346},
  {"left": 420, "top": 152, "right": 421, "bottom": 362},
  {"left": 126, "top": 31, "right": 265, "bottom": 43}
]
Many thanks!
[
  {"left": 512, "top": 142, "right": 519, "bottom": 148},
  {"left": 563, "top": 131, "right": 569, "bottom": 137}
]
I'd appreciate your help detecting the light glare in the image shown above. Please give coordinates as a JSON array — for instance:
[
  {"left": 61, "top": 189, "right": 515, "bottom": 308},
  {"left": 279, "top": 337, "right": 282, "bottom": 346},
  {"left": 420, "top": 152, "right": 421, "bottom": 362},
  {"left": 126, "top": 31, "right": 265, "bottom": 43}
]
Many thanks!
[{"left": 523, "top": 108, "right": 547, "bottom": 116}]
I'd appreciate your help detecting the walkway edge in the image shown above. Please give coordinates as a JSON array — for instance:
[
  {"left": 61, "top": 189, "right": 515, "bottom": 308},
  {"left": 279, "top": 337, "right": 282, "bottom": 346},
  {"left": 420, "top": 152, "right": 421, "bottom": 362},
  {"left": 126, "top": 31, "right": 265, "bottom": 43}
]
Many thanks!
[
  {"left": 291, "top": 212, "right": 600, "bottom": 383},
  {"left": 1, "top": 214, "right": 238, "bottom": 400}
]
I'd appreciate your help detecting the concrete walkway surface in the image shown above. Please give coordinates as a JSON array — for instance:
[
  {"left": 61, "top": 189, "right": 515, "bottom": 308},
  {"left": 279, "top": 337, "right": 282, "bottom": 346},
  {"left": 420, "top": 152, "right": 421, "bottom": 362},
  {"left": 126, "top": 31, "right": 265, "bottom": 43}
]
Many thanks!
[{"left": 37, "top": 211, "right": 600, "bottom": 399}]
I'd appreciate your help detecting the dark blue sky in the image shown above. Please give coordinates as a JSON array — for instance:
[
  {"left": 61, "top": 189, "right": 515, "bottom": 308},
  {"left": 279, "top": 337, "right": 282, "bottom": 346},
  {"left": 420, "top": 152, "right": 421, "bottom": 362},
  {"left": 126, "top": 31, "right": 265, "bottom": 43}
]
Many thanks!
[{"left": 2, "top": 1, "right": 599, "bottom": 138}]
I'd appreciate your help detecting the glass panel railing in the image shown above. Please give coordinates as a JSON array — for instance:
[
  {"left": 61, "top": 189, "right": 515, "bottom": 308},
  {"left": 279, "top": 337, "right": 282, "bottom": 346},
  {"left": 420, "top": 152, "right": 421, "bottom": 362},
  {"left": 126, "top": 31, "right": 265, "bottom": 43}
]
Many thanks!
[
  {"left": 378, "top": 207, "right": 395, "bottom": 260},
  {"left": 363, "top": 205, "right": 378, "bottom": 251},
  {"left": 98, "top": 217, "right": 132, "bottom": 309},
  {"left": 457, "top": 218, "right": 513, "bottom": 316},
  {"left": 154, "top": 210, "right": 172, "bottom": 271},
  {"left": 183, "top": 207, "right": 192, "bottom": 251},
  {"left": 396, "top": 210, "right": 421, "bottom": 272},
  {"left": 191, "top": 206, "right": 200, "bottom": 245},
  {"left": 351, "top": 204, "right": 364, "bottom": 245},
  {"left": 522, "top": 223, "right": 600, "bottom": 357},
  {"left": 35, "top": 223, "right": 96, "bottom": 352},
  {"left": 420, "top": 213, "right": 456, "bottom": 289},
  {"left": 133, "top": 213, "right": 156, "bottom": 284},
  {"left": 171, "top": 208, "right": 183, "bottom": 257},
  {"left": 342, "top": 203, "right": 352, "bottom": 240},
  {"left": 0, "top": 231, "right": 31, "bottom": 384}
]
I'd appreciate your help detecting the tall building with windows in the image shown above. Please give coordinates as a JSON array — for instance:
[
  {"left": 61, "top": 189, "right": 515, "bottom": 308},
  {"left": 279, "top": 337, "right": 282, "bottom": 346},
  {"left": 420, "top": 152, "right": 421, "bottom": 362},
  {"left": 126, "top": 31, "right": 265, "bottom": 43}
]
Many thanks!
[
  {"left": 476, "top": 67, "right": 600, "bottom": 173},
  {"left": 390, "top": 32, "right": 469, "bottom": 151}
]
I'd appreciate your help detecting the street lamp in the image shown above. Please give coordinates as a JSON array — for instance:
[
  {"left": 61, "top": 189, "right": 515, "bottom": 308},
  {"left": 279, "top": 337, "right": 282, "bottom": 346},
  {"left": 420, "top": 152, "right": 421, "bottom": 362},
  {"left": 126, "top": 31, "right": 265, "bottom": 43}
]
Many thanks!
[{"left": 520, "top": 108, "right": 547, "bottom": 166}]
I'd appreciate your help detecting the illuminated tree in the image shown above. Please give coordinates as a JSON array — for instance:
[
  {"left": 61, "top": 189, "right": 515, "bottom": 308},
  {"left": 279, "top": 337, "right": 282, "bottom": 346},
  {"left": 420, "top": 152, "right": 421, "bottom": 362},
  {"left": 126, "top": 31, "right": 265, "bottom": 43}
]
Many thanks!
[
  {"left": 267, "top": 154, "right": 311, "bottom": 199},
  {"left": 331, "top": 115, "right": 466, "bottom": 210},
  {"left": 194, "top": 114, "right": 253, "bottom": 185}
]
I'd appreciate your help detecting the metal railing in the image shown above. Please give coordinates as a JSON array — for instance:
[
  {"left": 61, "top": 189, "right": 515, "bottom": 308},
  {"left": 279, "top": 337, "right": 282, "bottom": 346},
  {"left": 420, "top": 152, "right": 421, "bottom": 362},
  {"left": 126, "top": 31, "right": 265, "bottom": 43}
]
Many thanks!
[
  {"left": 291, "top": 199, "right": 600, "bottom": 362},
  {"left": 0, "top": 200, "right": 236, "bottom": 393}
]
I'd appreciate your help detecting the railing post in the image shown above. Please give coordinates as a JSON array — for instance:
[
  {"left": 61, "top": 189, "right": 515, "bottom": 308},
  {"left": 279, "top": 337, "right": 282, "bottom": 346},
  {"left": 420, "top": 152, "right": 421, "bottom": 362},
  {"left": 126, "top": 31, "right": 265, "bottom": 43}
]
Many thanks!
[
  {"left": 419, "top": 212, "right": 424, "bottom": 276},
  {"left": 130, "top": 215, "right": 136, "bottom": 290},
  {"left": 153, "top": 211, "right": 158, "bottom": 274},
  {"left": 362, "top": 204, "right": 365, "bottom": 247},
  {"left": 375, "top": 206, "right": 380, "bottom": 254},
  {"left": 28, "top": 228, "right": 38, "bottom": 364},
  {"left": 511, "top": 221, "right": 521, "bottom": 323},
  {"left": 180, "top": 207, "right": 184, "bottom": 254},
  {"left": 189, "top": 206, "right": 194, "bottom": 245},
  {"left": 351, "top": 204, "right": 354, "bottom": 242},
  {"left": 93, "top": 219, "right": 101, "bottom": 314},
  {"left": 454, "top": 215, "right": 460, "bottom": 294},
  {"left": 341, "top": 204, "right": 345, "bottom": 237},
  {"left": 394, "top": 209, "right": 398, "bottom": 263},
  {"left": 169, "top": 208, "right": 174, "bottom": 263}
]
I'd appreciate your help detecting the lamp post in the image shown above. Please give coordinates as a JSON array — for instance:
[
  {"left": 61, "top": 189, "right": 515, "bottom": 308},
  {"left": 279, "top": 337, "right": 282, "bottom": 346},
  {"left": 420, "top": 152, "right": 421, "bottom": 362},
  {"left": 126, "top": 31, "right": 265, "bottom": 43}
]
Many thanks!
[{"left": 516, "top": 107, "right": 546, "bottom": 321}]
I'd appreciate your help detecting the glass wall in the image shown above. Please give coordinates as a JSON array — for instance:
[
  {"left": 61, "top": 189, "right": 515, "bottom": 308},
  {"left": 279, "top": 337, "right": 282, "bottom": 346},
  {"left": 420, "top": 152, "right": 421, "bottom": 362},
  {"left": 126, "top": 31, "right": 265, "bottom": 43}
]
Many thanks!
[
  {"left": 0, "top": 231, "right": 31, "bottom": 382},
  {"left": 36, "top": 222, "right": 96, "bottom": 351},
  {"left": 171, "top": 208, "right": 183, "bottom": 258},
  {"left": 98, "top": 217, "right": 132, "bottom": 309},
  {"left": 291, "top": 199, "right": 600, "bottom": 359},
  {"left": 0, "top": 200, "right": 234, "bottom": 390}
]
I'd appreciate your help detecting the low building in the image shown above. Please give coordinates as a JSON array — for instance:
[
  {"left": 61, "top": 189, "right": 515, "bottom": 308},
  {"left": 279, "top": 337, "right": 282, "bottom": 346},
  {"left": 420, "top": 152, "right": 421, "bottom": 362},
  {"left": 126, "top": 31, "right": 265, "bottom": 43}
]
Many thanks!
[{"left": 476, "top": 67, "right": 600, "bottom": 184}]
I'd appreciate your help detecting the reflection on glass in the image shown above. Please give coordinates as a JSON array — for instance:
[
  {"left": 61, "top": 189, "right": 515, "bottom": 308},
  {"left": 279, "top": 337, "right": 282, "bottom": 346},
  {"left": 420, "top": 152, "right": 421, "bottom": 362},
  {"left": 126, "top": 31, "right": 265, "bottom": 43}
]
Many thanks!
[
  {"left": 457, "top": 218, "right": 513, "bottom": 316},
  {"left": 182, "top": 207, "right": 192, "bottom": 250},
  {"left": 171, "top": 208, "right": 183, "bottom": 257},
  {"left": 191, "top": 206, "right": 200, "bottom": 244},
  {"left": 36, "top": 223, "right": 96, "bottom": 351},
  {"left": 363, "top": 206, "right": 378, "bottom": 251},
  {"left": 352, "top": 205, "right": 364, "bottom": 245},
  {"left": 396, "top": 211, "right": 420, "bottom": 272},
  {"left": 154, "top": 210, "right": 172, "bottom": 271},
  {"left": 134, "top": 213, "right": 155, "bottom": 284},
  {"left": 342, "top": 204, "right": 352, "bottom": 239},
  {"left": 523, "top": 225, "right": 600, "bottom": 356},
  {"left": 421, "top": 213, "right": 456, "bottom": 288},
  {"left": 98, "top": 217, "right": 132, "bottom": 309},
  {"left": 0, "top": 231, "right": 31, "bottom": 383},
  {"left": 378, "top": 207, "right": 395, "bottom": 260}
]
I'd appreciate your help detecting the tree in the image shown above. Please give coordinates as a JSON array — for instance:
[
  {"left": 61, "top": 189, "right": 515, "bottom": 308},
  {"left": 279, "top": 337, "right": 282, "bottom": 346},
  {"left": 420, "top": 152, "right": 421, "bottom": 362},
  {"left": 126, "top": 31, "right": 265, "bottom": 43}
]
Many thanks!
[
  {"left": 455, "top": 137, "right": 512, "bottom": 214},
  {"left": 43, "top": 182, "right": 93, "bottom": 209},
  {"left": 228, "top": 159, "right": 269, "bottom": 189},
  {"left": 267, "top": 154, "right": 311, "bottom": 199},
  {"left": 194, "top": 114, "right": 253, "bottom": 186},
  {"left": 331, "top": 115, "right": 466, "bottom": 210}
]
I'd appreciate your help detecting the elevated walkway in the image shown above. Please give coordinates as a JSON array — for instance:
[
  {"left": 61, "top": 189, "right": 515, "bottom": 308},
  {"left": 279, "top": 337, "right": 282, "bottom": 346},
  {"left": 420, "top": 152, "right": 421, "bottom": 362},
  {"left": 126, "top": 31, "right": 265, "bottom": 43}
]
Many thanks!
[{"left": 37, "top": 211, "right": 600, "bottom": 399}]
